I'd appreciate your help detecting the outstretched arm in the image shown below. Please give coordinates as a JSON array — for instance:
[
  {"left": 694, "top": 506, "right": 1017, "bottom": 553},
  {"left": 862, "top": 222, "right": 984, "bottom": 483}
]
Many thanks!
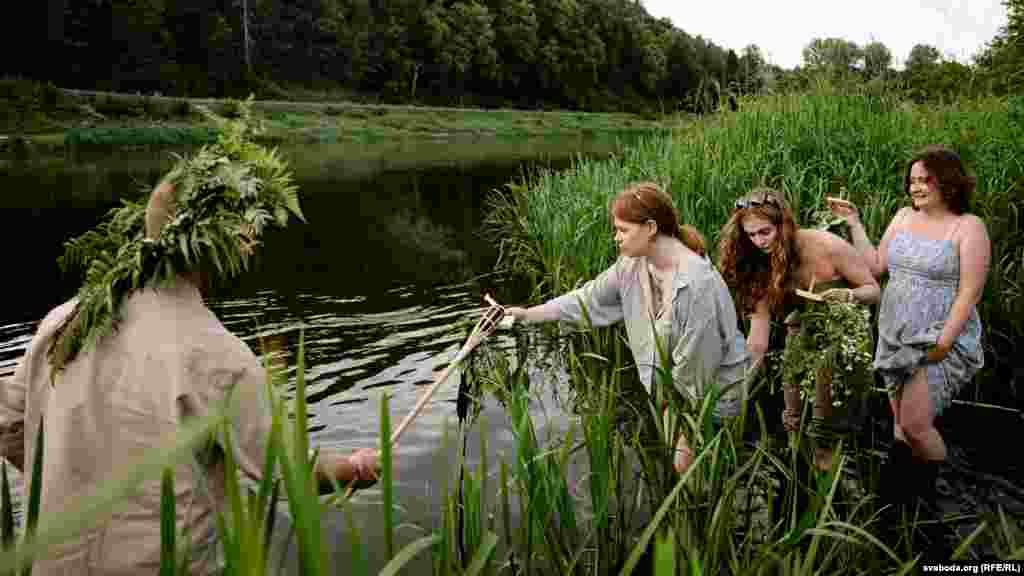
[{"left": 506, "top": 259, "right": 626, "bottom": 327}]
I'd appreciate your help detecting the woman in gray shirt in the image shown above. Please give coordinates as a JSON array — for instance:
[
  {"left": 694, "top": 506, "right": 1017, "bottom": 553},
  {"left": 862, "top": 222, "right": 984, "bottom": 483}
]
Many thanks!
[{"left": 506, "top": 182, "right": 750, "bottom": 473}]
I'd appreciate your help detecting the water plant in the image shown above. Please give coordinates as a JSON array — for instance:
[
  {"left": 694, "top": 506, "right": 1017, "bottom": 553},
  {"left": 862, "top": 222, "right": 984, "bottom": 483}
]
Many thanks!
[{"left": 482, "top": 83, "right": 1024, "bottom": 408}]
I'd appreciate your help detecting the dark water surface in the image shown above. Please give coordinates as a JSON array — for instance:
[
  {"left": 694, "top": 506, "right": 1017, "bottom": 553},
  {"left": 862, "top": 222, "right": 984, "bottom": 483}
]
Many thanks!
[{"left": 0, "top": 134, "right": 636, "bottom": 571}]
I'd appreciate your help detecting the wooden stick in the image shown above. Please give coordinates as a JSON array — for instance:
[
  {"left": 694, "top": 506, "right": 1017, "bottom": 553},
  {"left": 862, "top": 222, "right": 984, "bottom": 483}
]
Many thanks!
[
  {"left": 795, "top": 273, "right": 824, "bottom": 302},
  {"left": 390, "top": 296, "right": 504, "bottom": 446},
  {"left": 343, "top": 294, "right": 505, "bottom": 498}
]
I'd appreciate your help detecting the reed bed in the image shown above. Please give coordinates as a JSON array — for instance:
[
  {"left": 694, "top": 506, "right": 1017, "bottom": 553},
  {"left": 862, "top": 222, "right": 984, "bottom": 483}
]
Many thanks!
[
  {"left": 2, "top": 85, "right": 1023, "bottom": 574},
  {"left": 2, "top": 322, "right": 1022, "bottom": 574},
  {"left": 483, "top": 83, "right": 1024, "bottom": 404}
]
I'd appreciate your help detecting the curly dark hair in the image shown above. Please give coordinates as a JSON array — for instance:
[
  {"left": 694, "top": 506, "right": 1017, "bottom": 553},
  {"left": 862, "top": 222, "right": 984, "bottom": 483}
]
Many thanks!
[
  {"left": 904, "top": 145, "right": 976, "bottom": 215},
  {"left": 717, "top": 187, "right": 799, "bottom": 317}
]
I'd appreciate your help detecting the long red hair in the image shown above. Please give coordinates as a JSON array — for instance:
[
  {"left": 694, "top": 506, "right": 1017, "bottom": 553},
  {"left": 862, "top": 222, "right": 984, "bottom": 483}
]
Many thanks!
[
  {"left": 609, "top": 182, "right": 706, "bottom": 257},
  {"left": 717, "top": 188, "right": 798, "bottom": 316}
]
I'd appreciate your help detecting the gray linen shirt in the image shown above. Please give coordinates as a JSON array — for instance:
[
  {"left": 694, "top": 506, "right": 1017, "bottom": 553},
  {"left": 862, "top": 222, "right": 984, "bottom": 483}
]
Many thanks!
[
  {"left": 542, "top": 251, "right": 750, "bottom": 417},
  {"left": 0, "top": 279, "right": 271, "bottom": 575}
]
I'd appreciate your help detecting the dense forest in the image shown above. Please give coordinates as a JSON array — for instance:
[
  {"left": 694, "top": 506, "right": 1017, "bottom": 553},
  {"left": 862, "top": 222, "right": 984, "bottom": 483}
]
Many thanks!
[
  {"left": 16, "top": 0, "right": 767, "bottom": 113},
  {"left": 7, "top": 0, "right": 1023, "bottom": 114}
]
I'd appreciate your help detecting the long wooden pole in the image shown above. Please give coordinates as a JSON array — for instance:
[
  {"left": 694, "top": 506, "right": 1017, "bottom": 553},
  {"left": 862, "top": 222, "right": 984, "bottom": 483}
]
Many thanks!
[{"left": 343, "top": 295, "right": 505, "bottom": 498}]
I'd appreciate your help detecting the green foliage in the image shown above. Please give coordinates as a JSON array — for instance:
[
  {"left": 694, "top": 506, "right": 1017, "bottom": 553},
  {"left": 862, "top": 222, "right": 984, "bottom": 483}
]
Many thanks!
[
  {"left": 483, "top": 86, "right": 1024, "bottom": 406},
  {"left": 781, "top": 302, "right": 874, "bottom": 405},
  {"left": 862, "top": 42, "right": 893, "bottom": 79},
  {"left": 65, "top": 126, "right": 219, "bottom": 147},
  {"left": 18, "top": 0, "right": 761, "bottom": 114},
  {"left": 48, "top": 98, "right": 304, "bottom": 373},
  {"left": 802, "top": 38, "right": 864, "bottom": 73}
]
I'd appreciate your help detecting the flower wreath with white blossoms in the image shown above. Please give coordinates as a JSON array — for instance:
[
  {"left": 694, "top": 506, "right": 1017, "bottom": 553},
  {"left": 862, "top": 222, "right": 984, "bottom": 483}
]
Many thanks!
[
  {"left": 779, "top": 202, "right": 875, "bottom": 407},
  {"left": 47, "top": 98, "right": 304, "bottom": 375}
]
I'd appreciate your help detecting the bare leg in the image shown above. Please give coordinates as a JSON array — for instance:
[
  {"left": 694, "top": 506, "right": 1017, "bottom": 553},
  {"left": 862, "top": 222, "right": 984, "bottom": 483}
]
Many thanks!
[
  {"left": 674, "top": 431, "right": 694, "bottom": 474},
  {"left": 898, "top": 367, "right": 946, "bottom": 461},
  {"left": 890, "top": 395, "right": 908, "bottom": 443},
  {"left": 782, "top": 381, "right": 801, "bottom": 433}
]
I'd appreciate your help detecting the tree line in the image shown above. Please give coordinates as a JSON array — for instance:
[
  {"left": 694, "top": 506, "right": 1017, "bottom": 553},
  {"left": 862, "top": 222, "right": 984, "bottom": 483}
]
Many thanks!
[
  {"left": 11, "top": 0, "right": 1021, "bottom": 115},
  {"left": 780, "top": 0, "right": 1023, "bottom": 101},
  {"left": 21, "top": 0, "right": 772, "bottom": 113}
]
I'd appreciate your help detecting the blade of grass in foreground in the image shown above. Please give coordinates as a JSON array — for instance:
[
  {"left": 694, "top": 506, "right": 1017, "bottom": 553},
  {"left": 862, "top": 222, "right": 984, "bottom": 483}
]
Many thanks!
[
  {"left": 618, "top": 433, "right": 720, "bottom": 576},
  {"left": 19, "top": 420, "right": 44, "bottom": 576},
  {"left": 274, "top": 329, "right": 334, "bottom": 576},
  {"left": 380, "top": 392, "right": 394, "bottom": 561},
  {"left": 159, "top": 467, "right": 175, "bottom": 576},
  {"left": 378, "top": 534, "right": 441, "bottom": 576}
]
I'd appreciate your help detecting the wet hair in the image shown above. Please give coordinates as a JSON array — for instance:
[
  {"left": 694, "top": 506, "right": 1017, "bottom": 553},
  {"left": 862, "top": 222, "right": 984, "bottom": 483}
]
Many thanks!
[
  {"left": 609, "top": 182, "right": 706, "bottom": 257},
  {"left": 717, "top": 187, "right": 799, "bottom": 316},
  {"left": 904, "top": 145, "right": 975, "bottom": 215}
]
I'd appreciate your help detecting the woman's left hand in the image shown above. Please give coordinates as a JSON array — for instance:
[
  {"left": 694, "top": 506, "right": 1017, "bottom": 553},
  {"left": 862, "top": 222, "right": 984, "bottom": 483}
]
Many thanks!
[{"left": 819, "top": 288, "right": 855, "bottom": 303}]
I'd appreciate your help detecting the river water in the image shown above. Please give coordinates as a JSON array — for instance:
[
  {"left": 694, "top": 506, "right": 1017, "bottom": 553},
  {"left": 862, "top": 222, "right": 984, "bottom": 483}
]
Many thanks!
[{"left": 0, "top": 133, "right": 643, "bottom": 572}]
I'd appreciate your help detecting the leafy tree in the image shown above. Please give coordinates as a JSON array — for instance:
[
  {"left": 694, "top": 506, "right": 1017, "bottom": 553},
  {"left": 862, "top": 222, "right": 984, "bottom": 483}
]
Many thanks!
[
  {"left": 905, "top": 43, "right": 941, "bottom": 72},
  {"left": 862, "top": 41, "right": 893, "bottom": 78},
  {"left": 975, "top": 0, "right": 1024, "bottom": 94},
  {"left": 424, "top": 1, "right": 499, "bottom": 100},
  {"left": 492, "top": 0, "right": 540, "bottom": 93},
  {"left": 737, "top": 44, "right": 766, "bottom": 93},
  {"left": 802, "top": 37, "right": 863, "bottom": 73}
]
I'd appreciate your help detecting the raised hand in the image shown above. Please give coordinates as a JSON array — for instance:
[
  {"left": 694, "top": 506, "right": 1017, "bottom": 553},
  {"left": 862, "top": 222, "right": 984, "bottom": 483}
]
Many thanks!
[{"left": 826, "top": 196, "right": 860, "bottom": 224}]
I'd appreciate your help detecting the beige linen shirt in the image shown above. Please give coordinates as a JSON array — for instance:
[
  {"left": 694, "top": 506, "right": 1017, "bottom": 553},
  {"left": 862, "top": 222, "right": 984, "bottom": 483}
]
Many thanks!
[
  {"left": 543, "top": 252, "right": 750, "bottom": 416},
  {"left": 0, "top": 278, "right": 271, "bottom": 575}
]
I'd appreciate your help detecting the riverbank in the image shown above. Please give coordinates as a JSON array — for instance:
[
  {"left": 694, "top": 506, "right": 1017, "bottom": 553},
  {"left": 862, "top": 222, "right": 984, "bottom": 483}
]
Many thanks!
[{"left": 0, "top": 82, "right": 677, "bottom": 152}]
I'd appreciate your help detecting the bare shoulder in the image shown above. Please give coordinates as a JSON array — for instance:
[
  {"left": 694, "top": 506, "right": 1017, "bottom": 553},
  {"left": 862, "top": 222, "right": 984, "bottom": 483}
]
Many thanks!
[
  {"left": 958, "top": 213, "right": 990, "bottom": 243},
  {"left": 799, "top": 228, "right": 850, "bottom": 256},
  {"left": 795, "top": 228, "right": 834, "bottom": 248},
  {"left": 959, "top": 213, "right": 988, "bottom": 233}
]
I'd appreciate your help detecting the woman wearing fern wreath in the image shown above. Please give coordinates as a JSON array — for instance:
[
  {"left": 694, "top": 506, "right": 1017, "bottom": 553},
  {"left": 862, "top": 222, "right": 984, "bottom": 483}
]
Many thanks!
[
  {"left": 827, "top": 146, "right": 989, "bottom": 504},
  {"left": 505, "top": 182, "right": 751, "bottom": 474},
  {"left": 718, "top": 187, "right": 880, "bottom": 472},
  {"left": 0, "top": 104, "right": 379, "bottom": 575}
]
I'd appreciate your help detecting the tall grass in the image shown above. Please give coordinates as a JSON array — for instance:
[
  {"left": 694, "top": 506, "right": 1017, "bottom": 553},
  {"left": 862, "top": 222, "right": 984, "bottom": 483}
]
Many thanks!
[
  {"left": 4, "top": 318, "right": 1022, "bottom": 574},
  {"left": 483, "top": 83, "right": 1024, "bottom": 406}
]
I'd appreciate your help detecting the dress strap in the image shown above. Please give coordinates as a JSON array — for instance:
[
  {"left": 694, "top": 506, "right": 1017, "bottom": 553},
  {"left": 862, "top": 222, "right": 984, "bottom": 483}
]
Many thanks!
[{"left": 894, "top": 207, "right": 911, "bottom": 227}]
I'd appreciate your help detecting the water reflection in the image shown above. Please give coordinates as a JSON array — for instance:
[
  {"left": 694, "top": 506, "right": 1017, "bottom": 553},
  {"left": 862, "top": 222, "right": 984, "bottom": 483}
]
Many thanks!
[{"left": 0, "top": 135, "right": 625, "bottom": 515}]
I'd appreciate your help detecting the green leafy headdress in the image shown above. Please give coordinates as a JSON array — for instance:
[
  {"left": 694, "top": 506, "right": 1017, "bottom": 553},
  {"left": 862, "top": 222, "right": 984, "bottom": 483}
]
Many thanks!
[{"left": 47, "top": 99, "right": 304, "bottom": 373}]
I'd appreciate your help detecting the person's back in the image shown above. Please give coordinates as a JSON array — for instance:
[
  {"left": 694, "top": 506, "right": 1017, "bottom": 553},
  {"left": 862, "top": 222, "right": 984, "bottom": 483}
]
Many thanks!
[
  {"left": 13, "top": 279, "right": 270, "bottom": 575},
  {"left": 2, "top": 104, "right": 380, "bottom": 574}
]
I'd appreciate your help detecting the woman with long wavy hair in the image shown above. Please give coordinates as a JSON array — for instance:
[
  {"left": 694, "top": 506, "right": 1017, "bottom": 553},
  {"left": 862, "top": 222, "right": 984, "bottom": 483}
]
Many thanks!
[{"left": 718, "top": 187, "right": 879, "bottom": 470}]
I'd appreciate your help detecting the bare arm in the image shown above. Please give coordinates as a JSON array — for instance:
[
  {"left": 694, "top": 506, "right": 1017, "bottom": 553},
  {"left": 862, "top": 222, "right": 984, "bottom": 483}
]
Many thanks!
[
  {"left": 827, "top": 234, "right": 880, "bottom": 305},
  {"left": 939, "top": 215, "right": 991, "bottom": 349},
  {"left": 829, "top": 200, "right": 908, "bottom": 279},
  {"left": 507, "top": 259, "right": 625, "bottom": 326},
  {"left": 746, "top": 299, "right": 771, "bottom": 365},
  {"left": 314, "top": 449, "right": 380, "bottom": 492}
]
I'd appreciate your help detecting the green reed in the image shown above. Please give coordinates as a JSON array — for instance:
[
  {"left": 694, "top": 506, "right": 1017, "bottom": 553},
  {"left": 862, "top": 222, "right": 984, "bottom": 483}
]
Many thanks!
[
  {"left": 483, "top": 83, "right": 1024, "bottom": 404},
  {"left": 4, "top": 319, "right": 1022, "bottom": 574}
]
